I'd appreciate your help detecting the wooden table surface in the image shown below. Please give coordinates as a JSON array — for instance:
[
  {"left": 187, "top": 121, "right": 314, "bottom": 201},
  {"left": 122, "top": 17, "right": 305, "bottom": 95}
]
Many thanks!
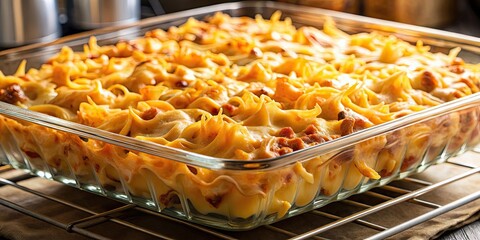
[{"left": 439, "top": 220, "right": 480, "bottom": 240}]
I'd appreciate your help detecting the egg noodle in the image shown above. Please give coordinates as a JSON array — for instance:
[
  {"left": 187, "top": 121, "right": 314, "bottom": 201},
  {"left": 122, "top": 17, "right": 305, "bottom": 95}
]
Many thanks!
[{"left": 1, "top": 12, "right": 479, "bottom": 222}]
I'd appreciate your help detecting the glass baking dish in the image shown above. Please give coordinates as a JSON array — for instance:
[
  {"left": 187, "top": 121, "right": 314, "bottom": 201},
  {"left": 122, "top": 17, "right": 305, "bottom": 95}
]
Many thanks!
[{"left": 1, "top": 1, "right": 480, "bottom": 230}]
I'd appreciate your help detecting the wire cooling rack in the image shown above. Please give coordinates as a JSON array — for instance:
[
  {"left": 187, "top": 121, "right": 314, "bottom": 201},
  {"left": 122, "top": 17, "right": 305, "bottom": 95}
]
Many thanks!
[{"left": 0, "top": 153, "right": 479, "bottom": 240}]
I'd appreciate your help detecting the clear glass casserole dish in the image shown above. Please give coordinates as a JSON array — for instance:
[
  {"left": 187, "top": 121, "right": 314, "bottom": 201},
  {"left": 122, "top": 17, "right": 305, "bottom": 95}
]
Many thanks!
[{"left": 1, "top": 1, "right": 480, "bottom": 230}]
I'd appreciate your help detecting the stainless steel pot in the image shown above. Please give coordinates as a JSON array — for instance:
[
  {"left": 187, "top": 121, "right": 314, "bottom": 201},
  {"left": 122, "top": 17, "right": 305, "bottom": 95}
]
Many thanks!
[
  {"left": 0, "top": 0, "right": 60, "bottom": 48},
  {"left": 67, "top": 0, "right": 140, "bottom": 30}
]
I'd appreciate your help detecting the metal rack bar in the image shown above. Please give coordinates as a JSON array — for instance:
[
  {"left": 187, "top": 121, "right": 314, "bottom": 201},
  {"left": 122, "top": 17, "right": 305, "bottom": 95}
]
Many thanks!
[
  {"left": 0, "top": 165, "right": 12, "bottom": 173},
  {"left": 377, "top": 186, "right": 442, "bottom": 208},
  {"left": 364, "top": 190, "right": 440, "bottom": 209},
  {"left": 0, "top": 173, "right": 34, "bottom": 186},
  {"left": 263, "top": 225, "right": 327, "bottom": 240},
  {"left": 65, "top": 205, "right": 136, "bottom": 231},
  {"left": 341, "top": 199, "right": 372, "bottom": 208},
  {"left": 365, "top": 191, "right": 480, "bottom": 240},
  {"left": 289, "top": 167, "right": 480, "bottom": 240},
  {"left": 312, "top": 210, "right": 387, "bottom": 231},
  {"left": 0, "top": 197, "right": 68, "bottom": 229},
  {"left": 0, "top": 177, "right": 97, "bottom": 214},
  {"left": 134, "top": 208, "right": 239, "bottom": 240},
  {"left": 446, "top": 161, "right": 477, "bottom": 169},
  {"left": 402, "top": 177, "right": 433, "bottom": 186},
  {"left": 0, "top": 177, "right": 193, "bottom": 240}
]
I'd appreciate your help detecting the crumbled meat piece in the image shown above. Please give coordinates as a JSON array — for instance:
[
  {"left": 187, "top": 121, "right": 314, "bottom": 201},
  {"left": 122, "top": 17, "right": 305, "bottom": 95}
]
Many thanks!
[
  {"left": 300, "top": 133, "right": 327, "bottom": 144},
  {"left": 304, "top": 124, "right": 318, "bottom": 135},
  {"left": 272, "top": 137, "right": 305, "bottom": 156},
  {"left": 421, "top": 71, "right": 438, "bottom": 92},
  {"left": 141, "top": 107, "right": 160, "bottom": 120},
  {"left": 278, "top": 147, "right": 293, "bottom": 155},
  {"left": 221, "top": 103, "right": 238, "bottom": 116},
  {"left": 338, "top": 110, "right": 369, "bottom": 135},
  {"left": 287, "top": 138, "right": 304, "bottom": 151},
  {"left": 278, "top": 127, "right": 295, "bottom": 138},
  {"left": 0, "top": 84, "right": 27, "bottom": 104},
  {"left": 449, "top": 65, "right": 464, "bottom": 74},
  {"left": 340, "top": 116, "right": 356, "bottom": 136}
]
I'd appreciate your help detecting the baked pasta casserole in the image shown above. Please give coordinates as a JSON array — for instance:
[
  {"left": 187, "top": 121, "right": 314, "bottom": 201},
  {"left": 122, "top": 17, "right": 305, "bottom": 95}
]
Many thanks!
[{"left": 1, "top": 11, "right": 480, "bottom": 228}]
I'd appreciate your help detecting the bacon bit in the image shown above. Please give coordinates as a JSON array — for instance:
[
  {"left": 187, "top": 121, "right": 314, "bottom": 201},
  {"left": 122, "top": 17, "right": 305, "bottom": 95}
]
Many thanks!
[
  {"left": 278, "top": 127, "right": 295, "bottom": 138},
  {"left": 278, "top": 138, "right": 305, "bottom": 150},
  {"left": 273, "top": 126, "right": 330, "bottom": 155},
  {"left": 221, "top": 103, "right": 238, "bottom": 116},
  {"left": 278, "top": 147, "right": 293, "bottom": 155},
  {"left": 175, "top": 80, "right": 189, "bottom": 88},
  {"left": 141, "top": 107, "right": 160, "bottom": 120},
  {"left": 304, "top": 124, "right": 318, "bottom": 135},
  {"left": 0, "top": 84, "right": 27, "bottom": 104},
  {"left": 277, "top": 138, "right": 288, "bottom": 147},
  {"left": 448, "top": 65, "right": 464, "bottom": 74},
  {"left": 301, "top": 133, "right": 327, "bottom": 145},
  {"left": 24, "top": 150, "right": 40, "bottom": 159},
  {"left": 288, "top": 138, "right": 305, "bottom": 151},
  {"left": 421, "top": 71, "right": 438, "bottom": 92},
  {"left": 340, "top": 117, "right": 356, "bottom": 136},
  {"left": 206, "top": 194, "right": 223, "bottom": 208},
  {"left": 187, "top": 165, "right": 198, "bottom": 175}
]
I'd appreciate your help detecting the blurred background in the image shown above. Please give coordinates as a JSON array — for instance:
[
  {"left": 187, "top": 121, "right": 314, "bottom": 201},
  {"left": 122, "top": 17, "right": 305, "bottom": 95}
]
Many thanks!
[{"left": 0, "top": 0, "right": 479, "bottom": 48}]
